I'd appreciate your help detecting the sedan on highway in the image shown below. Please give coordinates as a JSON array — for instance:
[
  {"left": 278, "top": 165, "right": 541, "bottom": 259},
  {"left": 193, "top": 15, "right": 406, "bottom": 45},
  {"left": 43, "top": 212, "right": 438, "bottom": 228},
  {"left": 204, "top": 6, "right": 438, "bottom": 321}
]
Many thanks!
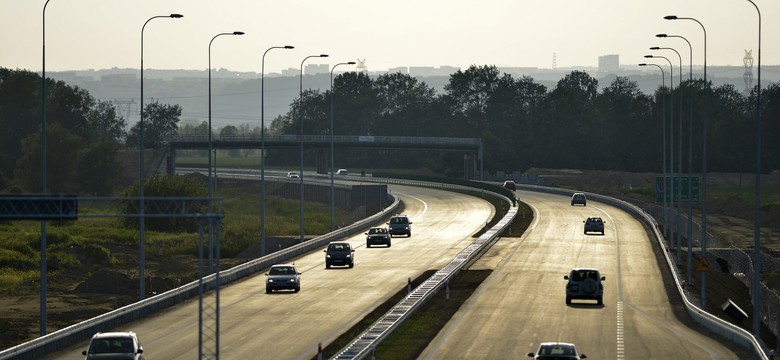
[
  {"left": 583, "top": 217, "right": 605, "bottom": 235},
  {"left": 324, "top": 241, "right": 355, "bottom": 268},
  {"left": 365, "top": 227, "right": 391, "bottom": 247},
  {"left": 527, "top": 342, "right": 586, "bottom": 359},
  {"left": 83, "top": 331, "right": 145, "bottom": 360},
  {"left": 265, "top": 264, "right": 301, "bottom": 293}
]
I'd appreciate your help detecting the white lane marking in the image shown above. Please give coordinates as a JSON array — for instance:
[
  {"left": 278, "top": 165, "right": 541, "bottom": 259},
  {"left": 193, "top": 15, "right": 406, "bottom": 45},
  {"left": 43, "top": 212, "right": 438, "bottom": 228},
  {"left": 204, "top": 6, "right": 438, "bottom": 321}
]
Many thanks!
[
  {"left": 617, "top": 301, "right": 625, "bottom": 360},
  {"left": 394, "top": 192, "right": 428, "bottom": 220}
]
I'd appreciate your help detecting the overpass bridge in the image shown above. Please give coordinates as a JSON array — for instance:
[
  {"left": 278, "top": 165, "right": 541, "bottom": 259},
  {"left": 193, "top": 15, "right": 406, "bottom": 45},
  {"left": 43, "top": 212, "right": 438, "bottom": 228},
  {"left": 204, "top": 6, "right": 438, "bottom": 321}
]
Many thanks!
[{"left": 163, "top": 134, "right": 483, "bottom": 179}]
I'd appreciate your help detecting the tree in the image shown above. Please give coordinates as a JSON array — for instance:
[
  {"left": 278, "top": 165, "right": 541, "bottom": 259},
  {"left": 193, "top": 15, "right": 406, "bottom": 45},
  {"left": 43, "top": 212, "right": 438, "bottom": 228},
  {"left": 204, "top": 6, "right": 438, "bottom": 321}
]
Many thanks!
[
  {"left": 126, "top": 101, "right": 182, "bottom": 149},
  {"left": 14, "top": 122, "right": 82, "bottom": 193},
  {"left": 87, "top": 100, "right": 127, "bottom": 142},
  {"left": 220, "top": 125, "right": 241, "bottom": 157}
]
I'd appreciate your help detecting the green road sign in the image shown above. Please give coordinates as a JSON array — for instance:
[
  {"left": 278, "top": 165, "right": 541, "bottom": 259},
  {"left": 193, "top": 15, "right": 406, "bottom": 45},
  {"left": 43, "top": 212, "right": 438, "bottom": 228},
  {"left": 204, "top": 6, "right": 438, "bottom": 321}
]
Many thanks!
[{"left": 655, "top": 176, "right": 700, "bottom": 203}]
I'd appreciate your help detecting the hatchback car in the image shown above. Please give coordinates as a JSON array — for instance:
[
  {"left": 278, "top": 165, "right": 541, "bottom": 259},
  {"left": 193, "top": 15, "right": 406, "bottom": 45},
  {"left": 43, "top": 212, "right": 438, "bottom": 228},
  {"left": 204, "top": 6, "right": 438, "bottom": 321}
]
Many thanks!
[
  {"left": 527, "top": 342, "right": 586, "bottom": 359},
  {"left": 265, "top": 264, "right": 301, "bottom": 293},
  {"left": 565, "top": 268, "right": 604, "bottom": 305},
  {"left": 365, "top": 227, "right": 391, "bottom": 247},
  {"left": 336, "top": 169, "right": 348, "bottom": 175},
  {"left": 583, "top": 217, "right": 605, "bottom": 235},
  {"left": 387, "top": 215, "right": 412, "bottom": 237},
  {"left": 324, "top": 241, "right": 355, "bottom": 268},
  {"left": 571, "top": 192, "right": 587, "bottom": 206},
  {"left": 503, "top": 180, "right": 517, "bottom": 191},
  {"left": 83, "top": 331, "right": 144, "bottom": 360}
]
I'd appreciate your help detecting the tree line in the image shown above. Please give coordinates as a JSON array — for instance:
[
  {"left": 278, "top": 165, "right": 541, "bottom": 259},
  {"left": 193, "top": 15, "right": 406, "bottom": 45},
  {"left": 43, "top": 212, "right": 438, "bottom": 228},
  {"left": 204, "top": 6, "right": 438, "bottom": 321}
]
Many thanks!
[{"left": 1, "top": 65, "right": 777, "bottom": 195}]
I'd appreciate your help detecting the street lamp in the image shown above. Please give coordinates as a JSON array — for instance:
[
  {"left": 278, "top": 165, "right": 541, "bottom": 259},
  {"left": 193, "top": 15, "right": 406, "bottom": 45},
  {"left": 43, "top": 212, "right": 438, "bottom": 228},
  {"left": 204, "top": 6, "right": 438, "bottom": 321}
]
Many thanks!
[
  {"left": 645, "top": 53, "right": 675, "bottom": 255},
  {"left": 666, "top": 14, "right": 709, "bottom": 308},
  {"left": 639, "top": 62, "right": 667, "bottom": 254},
  {"left": 745, "top": 0, "right": 762, "bottom": 338},
  {"left": 40, "top": 0, "right": 53, "bottom": 337},
  {"left": 260, "top": 45, "right": 294, "bottom": 256},
  {"left": 299, "top": 54, "right": 329, "bottom": 243},
  {"left": 651, "top": 46, "right": 684, "bottom": 267},
  {"left": 330, "top": 61, "right": 355, "bottom": 231},
  {"left": 208, "top": 31, "right": 243, "bottom": 273},
  {"left": 657, "top": 32, "right": 695, "bottom": 288},
  {"left": 140, "top": 13, "right": 183, "bottom": 300}
]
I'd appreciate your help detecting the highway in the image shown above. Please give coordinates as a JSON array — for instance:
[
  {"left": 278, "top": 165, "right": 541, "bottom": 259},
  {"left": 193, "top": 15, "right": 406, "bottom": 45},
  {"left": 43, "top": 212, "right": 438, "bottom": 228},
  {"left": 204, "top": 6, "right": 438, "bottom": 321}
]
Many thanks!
[
  {"left": 44, "top": 184, "right": 494, "bottom": 359},
  {"left": 418, "top": 190, "right": 740, "bottom": 359}
]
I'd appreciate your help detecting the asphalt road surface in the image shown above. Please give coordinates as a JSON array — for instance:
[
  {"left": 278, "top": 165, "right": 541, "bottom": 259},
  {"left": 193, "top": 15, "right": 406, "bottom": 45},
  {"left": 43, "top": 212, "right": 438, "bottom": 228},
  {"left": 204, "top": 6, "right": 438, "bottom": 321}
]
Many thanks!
[
  {"left": 418, "top": 190, "right": 740, "bottom": 359},
  {"left": 44, "top": 184, "right": 494, "bottom": 359}
]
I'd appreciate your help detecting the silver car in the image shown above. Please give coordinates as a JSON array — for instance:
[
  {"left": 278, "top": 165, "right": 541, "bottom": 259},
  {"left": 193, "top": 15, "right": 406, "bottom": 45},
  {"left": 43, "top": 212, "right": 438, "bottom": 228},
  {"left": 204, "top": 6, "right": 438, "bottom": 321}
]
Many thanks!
[
  {"left": 83, "top": 331, "right": 144, "bottom": 360},
  {"left": 265, "top": 264, "right": 301, "bottom": 293},
  {"left": 528, "top": 342, "right": 586, "bottom": 359}
]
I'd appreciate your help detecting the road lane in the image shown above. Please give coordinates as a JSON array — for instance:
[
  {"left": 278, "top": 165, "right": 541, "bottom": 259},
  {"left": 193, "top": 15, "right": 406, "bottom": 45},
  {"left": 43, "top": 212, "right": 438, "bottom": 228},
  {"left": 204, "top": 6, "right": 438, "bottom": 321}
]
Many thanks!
[
  {"left": 420, "top": 190, "right": 740, "bottom": 359},
  {"left": 45, "top": 184, "right": 493, "bottom": 360}
]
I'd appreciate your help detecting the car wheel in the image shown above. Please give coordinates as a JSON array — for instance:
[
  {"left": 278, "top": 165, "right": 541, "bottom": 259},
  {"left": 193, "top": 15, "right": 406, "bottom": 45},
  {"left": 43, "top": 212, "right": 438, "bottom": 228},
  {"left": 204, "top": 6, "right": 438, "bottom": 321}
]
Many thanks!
[
  {"left": 601, "top": 231, "right": 605, "bottom": 235},
  {"left": 294, "top": 286, "right": 300, "bottom": 293},
  {"left": 407, "top": 232, "right": 411, "bottom": 238},
  {"left": 266, "top": 287, "right": 272, "bottom": 294},
  {"left": 349, "top": 262, "right": 354, "bottom": 268},
  {"left": 566, "top": 296, "right": 571, "bottom": 305},
  {"left": 597, "top": 296, "right": 603, "bottom": 305},
  {"left": 366, "top": 243, "right": 371, "bottom": 248},
  {"left": 387, "top": 241, "right": 391, "bottom": 247},
  {"left": 326, "top": 262, "right": 331, "bottom": 269}
]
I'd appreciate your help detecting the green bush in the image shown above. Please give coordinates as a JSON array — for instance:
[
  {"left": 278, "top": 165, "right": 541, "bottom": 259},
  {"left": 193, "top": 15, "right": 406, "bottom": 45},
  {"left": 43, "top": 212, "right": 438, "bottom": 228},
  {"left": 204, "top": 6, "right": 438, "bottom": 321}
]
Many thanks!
[{"left": 119, "top": 174, "right": 210, "bottom": 233}]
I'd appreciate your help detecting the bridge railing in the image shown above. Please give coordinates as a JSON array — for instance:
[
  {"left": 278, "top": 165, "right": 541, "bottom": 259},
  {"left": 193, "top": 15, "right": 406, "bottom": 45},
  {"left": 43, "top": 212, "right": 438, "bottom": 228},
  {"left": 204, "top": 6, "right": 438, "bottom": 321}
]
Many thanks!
[{"left": 165, "top": 134, "right": 481, "bottom": 147}]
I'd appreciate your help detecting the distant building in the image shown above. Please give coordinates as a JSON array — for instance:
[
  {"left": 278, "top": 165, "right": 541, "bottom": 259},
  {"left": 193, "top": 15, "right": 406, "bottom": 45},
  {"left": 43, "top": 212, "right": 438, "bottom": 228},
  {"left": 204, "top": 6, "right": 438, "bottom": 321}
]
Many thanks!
[
  {"left": 388, "top": 66, "right": 408, "bottom": 74},
  {"left": 305, "top": 64, "right": 329, "bottom": 75},
  {"left": 598, "top": 54, "right": 619, "bottom": 73}
]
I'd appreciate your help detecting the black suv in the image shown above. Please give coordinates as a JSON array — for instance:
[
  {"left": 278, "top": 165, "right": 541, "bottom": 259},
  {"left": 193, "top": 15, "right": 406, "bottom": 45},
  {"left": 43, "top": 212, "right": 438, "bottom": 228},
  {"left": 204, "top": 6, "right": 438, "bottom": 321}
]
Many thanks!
[
  {"left": 583, "top": 217, "right": 605, "bottom": 235},
  {"left": 565, "top": 268, "right": 605, "bottom": 305},
  {"left": 387, "top": 215, "right": 412, "bottom": 237},
  {"left": 324, "top": 241, "right": 355, "bottom": 268}
]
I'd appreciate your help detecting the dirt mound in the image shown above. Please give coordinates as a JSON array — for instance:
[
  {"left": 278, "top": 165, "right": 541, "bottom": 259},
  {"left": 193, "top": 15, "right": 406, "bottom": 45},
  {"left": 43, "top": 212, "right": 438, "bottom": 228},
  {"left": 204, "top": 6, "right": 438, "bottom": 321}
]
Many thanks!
[{"left": 75, "top": 270, "right": 136, "bottom": 296}]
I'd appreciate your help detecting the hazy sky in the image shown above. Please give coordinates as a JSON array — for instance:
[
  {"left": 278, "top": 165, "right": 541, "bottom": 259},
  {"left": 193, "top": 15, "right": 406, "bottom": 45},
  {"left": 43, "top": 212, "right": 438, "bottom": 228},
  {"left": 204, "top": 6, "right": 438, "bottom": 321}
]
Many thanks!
[{"left": 1, "top": 0, "right": 778, "bottom": 75}]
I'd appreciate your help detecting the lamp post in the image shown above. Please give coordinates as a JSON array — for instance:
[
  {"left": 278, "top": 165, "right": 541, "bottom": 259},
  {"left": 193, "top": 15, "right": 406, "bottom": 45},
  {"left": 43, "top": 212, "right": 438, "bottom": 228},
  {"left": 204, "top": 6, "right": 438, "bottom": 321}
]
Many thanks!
[
  {"left": 745, "top": 0, "right": 762, "bottom": 338},
  {"left": 140, "top": 13, "right": 183, "bottom": 300},
  {"left": 260, "top": 45, "right": 294, "bottom": 256},
  {"left": 299, "top": 54, "right": 329, "bottom": 243},
  {"left": 40, "top": 0, "right": 52, "bottom": 336},
  {"left": 329, "top": 61, "right": 355, "bottom": 231},
  {"left": 657, "top": 33, "right": 695, "bottom": 288},
  {"left": 651, "top": 46, "right": 684, "bottom": 267},
  {"left": 666, "top": 14, "right": 709, "bottom": 308},
  {"left": 208, "top": 31, "right": 243, "bottom": 273},
  {"left": 639, "top": 62, "right": 667, "bottom": 242},
  {"left": 645, "top": 54, "right": 675, "bottom": 255}
]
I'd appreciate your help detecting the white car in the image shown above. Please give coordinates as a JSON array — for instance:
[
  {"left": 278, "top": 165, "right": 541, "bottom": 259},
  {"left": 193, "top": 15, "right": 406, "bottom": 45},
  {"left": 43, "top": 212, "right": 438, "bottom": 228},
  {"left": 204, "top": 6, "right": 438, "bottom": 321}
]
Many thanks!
[
  {"left": 336, "top": 169, "right": 348, "bottom": 175},
  {"left": 287, "top": 172, "right": 300, "bottom": 179}
]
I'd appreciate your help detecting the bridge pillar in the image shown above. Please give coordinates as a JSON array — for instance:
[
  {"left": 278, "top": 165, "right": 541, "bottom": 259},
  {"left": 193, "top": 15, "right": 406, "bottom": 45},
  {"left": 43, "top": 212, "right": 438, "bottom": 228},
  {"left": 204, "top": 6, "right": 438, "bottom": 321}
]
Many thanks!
[
  {"left": 165, "top": 148, "right": 176, "bottom": 176},
  {"left": 316, "top": 148, "right": 329, "bottom": 175}
]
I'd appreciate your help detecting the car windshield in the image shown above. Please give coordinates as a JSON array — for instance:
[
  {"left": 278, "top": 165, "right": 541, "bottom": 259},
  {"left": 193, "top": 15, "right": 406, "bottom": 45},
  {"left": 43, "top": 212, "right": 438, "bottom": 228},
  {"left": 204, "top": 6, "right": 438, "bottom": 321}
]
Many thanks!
[
  {"left": 269, "top": 266, "right": 295, "bottom": 275},
  {"left": 369, "top": 228, "right": 385, "bottom": 234},
  {"left": 539, "top": 344, "right": 576, "bottom": 356},
  {"left": 391, "top": 217, "right": 408, "bottom": 224},
  {"left": 91, "top": 337, "right": 133, "bottom": 354},
  {"left": 572, "top": 270, "right": 599, "bottom": 281},
  {"left": 329, "top": 243, "right": 350, "bottom": 251}
]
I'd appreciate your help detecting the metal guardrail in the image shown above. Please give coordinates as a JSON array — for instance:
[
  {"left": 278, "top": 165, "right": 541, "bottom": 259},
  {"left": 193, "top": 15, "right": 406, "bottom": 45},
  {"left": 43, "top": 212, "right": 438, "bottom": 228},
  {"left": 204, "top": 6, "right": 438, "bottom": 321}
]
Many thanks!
[
  {"left": 331, "top": 179, "right": 517, "bottom": 359},
  {"left": 515, "top": 184, "right": 770, "bottom": 360},
  {"left": 167, "top": 134, "right": 482, "bottom": 147},
  {"left": 0, "top": 193, "right": 401, "bottom": 360}
]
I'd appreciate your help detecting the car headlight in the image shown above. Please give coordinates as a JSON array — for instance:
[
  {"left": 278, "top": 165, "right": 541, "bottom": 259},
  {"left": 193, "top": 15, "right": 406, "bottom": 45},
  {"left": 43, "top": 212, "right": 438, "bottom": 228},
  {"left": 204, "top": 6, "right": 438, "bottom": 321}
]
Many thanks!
[
  {"left": 346, "top": 254, "right": 351, "bottom": 258},
  {"left": 267, "top": 279, "right": 274, "bottom": 283},
  {"left": 289, "top": 278, "right": 296, "bottom": 283},
  {"left": 326, "top": 254, "right": 331, "bottom": 258}
]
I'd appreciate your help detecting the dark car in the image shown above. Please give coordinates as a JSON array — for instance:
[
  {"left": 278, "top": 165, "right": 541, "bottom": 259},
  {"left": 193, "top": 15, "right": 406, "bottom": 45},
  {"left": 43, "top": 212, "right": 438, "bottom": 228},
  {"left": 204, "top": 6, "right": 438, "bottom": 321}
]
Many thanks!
[
  {"left": 83, "top": 331, "right": 144, "bottom": 360},
  {"left": 366, "top": 227, "right": 391, "bottom": 247},
  {"left": 324, "top": 241, "right": 354, "bottom": 268},
  {"left": 571, "top": 193, "right": 586, "bottom": 206},
  {"left": 503, "top": 180, "right": 517, "bottom": 191},
  {"left": 528, "top": 342, "right": 586, "bottom": 359},
  {"left": 583, "top": 217, "right": 605, "bottom": 235},
  {"left": 265, "top": 264, "right": 301, "bottom": 293},
  {"left": 565, "top": 268, "right": 604, "bottom": 305},
  {"left": 387, "top": 215, "right": 412, "bottom": 237}
]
